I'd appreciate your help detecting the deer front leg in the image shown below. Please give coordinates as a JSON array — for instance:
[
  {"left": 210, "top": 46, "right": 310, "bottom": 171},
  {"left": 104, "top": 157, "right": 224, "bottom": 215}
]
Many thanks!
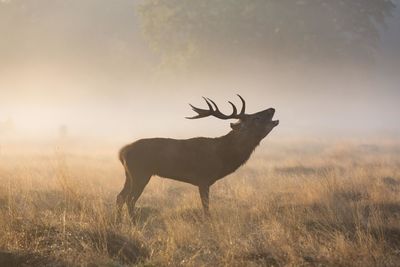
[{"left": 199, "top": 185, "right": 210, "bottom": 216}]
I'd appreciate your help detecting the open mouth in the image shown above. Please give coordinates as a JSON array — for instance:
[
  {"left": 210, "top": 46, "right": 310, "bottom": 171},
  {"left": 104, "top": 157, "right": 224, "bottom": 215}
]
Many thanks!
[
  {"left": 266, "top": 108, "right": 275, "bottom": 120},
  {"left": 269, "top": 109, "right": 279, "bottom": 126}
]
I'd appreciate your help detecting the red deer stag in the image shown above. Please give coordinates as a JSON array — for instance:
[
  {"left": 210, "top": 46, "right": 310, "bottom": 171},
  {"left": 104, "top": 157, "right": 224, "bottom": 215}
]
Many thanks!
[{"left": 117, "top": 95, "right": 279, "bottom": 220}]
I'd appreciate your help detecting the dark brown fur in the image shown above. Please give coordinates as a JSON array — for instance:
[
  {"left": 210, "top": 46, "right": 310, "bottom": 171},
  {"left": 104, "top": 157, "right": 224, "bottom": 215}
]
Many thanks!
[{"left": 116, "top": 100, "right": 279, "bottom": 220}]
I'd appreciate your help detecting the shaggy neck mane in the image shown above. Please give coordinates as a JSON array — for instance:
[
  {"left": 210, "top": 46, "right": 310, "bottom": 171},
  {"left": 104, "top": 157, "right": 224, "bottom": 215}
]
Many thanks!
[{"left": 214, "top": 130, "right": 263, "bottom": 178}]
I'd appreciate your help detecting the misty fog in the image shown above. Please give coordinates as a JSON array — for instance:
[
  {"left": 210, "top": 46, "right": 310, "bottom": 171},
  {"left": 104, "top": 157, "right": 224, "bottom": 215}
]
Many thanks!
[{"left": 1, "top": 0, "right": 399, "bottom": 141}]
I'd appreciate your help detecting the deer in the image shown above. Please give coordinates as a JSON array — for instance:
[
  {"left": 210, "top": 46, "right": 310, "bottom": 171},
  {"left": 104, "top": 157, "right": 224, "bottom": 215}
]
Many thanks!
[{"left": 116, "top": 95, "right": 279, "bottom": 221}]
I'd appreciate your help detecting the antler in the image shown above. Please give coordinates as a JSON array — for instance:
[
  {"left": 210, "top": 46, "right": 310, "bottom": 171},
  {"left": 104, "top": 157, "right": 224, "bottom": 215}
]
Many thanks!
[{"left": 186, "top": 94, "right": 246, "bottom": 120}]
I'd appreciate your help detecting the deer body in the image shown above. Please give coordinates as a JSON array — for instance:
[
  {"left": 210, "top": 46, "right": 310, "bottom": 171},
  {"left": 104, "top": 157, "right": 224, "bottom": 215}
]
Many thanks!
[
  {"left": 120, "top": 131, "right": 260, "bottom": 186},
  {"left": 116, "top": 95, "right": 278, "bottom": 221}
]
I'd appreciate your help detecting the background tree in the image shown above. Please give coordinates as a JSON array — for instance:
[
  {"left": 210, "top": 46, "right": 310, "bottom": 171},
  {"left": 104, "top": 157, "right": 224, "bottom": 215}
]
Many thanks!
[{"left": 137, "top": 0, "right": 396, "bottom": 69}]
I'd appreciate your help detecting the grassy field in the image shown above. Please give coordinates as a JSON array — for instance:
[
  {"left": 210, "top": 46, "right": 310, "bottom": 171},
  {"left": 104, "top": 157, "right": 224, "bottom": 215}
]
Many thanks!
[{"left": 0, "top": 137, "right": 399, "bottom": 266}]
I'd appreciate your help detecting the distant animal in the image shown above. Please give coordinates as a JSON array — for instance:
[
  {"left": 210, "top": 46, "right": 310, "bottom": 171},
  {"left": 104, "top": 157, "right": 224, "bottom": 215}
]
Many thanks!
[{"left": 117, "top": 95, "right": 279, "bottom": 221}]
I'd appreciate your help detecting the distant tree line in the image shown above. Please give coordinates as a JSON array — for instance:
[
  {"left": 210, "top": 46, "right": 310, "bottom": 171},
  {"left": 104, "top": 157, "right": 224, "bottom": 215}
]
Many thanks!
[{"left": 137, "top": 0, "right": 396, "bottom": 69}]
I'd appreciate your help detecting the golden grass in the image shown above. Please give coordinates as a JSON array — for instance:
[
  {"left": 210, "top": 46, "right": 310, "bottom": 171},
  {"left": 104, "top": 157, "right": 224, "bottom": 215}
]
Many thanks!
[{"left": 0, "top": 138, "right": 400, "bottom": 266}]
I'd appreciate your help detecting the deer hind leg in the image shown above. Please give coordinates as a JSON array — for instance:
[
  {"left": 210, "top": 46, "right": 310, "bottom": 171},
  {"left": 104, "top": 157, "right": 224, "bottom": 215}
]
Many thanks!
[
  {"left": 116, "top": 170, "right": 131, "bottom": 223},
  {"left": 199, "top": 185, "right": 210, "bottom": 217},
  {"left": 127, "top": 171, "right": 151, "bottom": 221}
]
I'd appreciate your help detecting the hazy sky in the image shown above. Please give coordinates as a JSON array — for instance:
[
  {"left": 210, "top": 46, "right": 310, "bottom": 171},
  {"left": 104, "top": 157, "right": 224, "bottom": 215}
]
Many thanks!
[{"left": 0, "top": 0, "right": 399, "bottom": 139}]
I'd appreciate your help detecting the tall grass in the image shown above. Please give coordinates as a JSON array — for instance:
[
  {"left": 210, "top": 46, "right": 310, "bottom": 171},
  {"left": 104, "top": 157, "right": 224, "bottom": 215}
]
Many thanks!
[{"left": 0, "top": 138, "right": 399, "bottom": 266}]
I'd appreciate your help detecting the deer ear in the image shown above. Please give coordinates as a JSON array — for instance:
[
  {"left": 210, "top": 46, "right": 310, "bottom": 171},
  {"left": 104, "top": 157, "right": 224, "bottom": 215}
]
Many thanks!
[{"left": 230, "top": 122, "right": 241, "bottom": 130}]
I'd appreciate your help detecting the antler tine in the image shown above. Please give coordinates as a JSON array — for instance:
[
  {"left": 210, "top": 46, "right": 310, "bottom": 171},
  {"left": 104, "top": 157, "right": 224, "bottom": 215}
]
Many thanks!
[
  {"left": 185, "top": 97, "right": 214, "bottom": 119},
  {"left": 206, "top": 97, "right": 234, "bottom": 119},
  {"left": 202, "top": 97, "right": 214, "bottom": 111},
  {"left": 237, "top": 94, "right": 246, "bottom": 116},
  {"left": 186, "top": 95, "right": 245, "bottom": 120},
  {"left": 228, "top": 101, "right": 238, "bottom": 117},
  {"left": 185, "top": 106, "right": 207, "bottom": 119},
  {"left": 205, "top": 98, "right": 218, "bottom": 112}
]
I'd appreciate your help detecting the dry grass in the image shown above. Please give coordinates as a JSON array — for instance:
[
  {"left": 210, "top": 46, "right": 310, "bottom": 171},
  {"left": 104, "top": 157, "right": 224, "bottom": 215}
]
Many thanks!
[{"left": 0, "top": 138, "right": 400, "bottom": 266}]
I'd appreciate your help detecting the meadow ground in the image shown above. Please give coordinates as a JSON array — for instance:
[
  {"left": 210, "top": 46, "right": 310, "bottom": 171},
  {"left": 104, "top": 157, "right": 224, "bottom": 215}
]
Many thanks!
[{"left": 0, "top": 137, "right": 399, "bottom": 266}]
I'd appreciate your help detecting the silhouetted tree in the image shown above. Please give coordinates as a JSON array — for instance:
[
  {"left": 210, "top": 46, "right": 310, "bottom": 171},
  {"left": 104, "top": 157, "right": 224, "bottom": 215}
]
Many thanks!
[{"left": 137, "top": 0, "right": 396, "bottom": 68}]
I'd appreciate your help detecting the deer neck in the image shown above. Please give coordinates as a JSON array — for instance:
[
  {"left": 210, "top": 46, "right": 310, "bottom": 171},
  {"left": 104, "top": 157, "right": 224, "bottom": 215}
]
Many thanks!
[
  {"left": 224, "top": 129, "right": 262, "bottom": 149},
  {"left": 216, "top": 130, "right": 262, "bottom": 176}
]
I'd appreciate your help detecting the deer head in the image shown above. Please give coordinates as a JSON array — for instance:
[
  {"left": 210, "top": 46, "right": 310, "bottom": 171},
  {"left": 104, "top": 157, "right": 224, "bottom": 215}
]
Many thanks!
[{"left": 187, "top": 95, "right": 279, "bottom": 139}]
